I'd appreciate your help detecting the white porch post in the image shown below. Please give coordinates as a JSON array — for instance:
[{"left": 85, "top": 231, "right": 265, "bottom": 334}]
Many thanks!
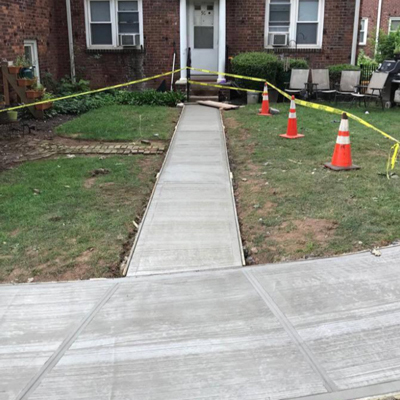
[
  {"left": 217, "top": 0, "right": 226, "bottom": 83},
  {"left": 178, "top": 0, "right": 188, "bottom": 83}
]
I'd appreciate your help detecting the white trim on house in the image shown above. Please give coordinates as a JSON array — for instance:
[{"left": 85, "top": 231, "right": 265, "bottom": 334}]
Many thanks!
[
  {"left": 389, "top": 17, "right": 400, "bottom": 33},
  {"left": 359, "top": 17, "right": 368, "bottom": 45},
  {"left": 24, "top": 40, "right": 40, "bottom": 83},
  {"left": 84, "top": 0, "right": 144, "bottom": 50},
  {"left": 264, "top": 0, "right": 325, "bottom": 49}
]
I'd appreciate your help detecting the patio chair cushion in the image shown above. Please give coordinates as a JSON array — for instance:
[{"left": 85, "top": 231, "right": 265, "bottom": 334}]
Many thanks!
[
  {"left": 311, "top": 69, "right": 330, "bottom": 91},
  {"left": 289, "top": 69, "right": 310, "bottom": 90},
  {"left": 340, "top": 71, "right": 361, "bottom": 92}
]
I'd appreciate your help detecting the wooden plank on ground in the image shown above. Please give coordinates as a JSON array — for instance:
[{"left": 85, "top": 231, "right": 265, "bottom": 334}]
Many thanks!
[{"left": 197, "top": 100, "right": 239, "bottom": 110}]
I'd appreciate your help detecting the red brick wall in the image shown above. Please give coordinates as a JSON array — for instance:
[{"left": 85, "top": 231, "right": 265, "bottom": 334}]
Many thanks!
[
  {"left": 1, "top": 0, "right": 358, "bottom": 91},
  {"left": 360, "top": 0, "right": 400, "bottom": 57},
  {"left": 67, "top": 0, "right": 179, "bottom": 89},
  {"left": 0, "top": 0, "right": 67, "bottom": 79},
  {"left": 227, "top": 0, "right": 357, "bottom": 68}
]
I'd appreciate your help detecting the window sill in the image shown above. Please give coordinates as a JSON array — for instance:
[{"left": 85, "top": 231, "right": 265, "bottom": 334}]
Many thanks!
[
  {"left": 265, "top": 47, "right": 322, "bottom": 53},
  {"left": 85, "top": 47, "right": 145, "bottom": 54}
]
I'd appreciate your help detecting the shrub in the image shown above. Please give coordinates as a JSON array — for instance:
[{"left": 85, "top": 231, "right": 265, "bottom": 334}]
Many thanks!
[
  {"left": 231, "top": 52, "right": 283, "bottom": 91},
  {"left": 376, "top": 29, "right": 400, "bottom": 63},
  {"left": 45, "top": 90, "right": 185, "bottom": 117},
  {"left": 328, "top": 64, "right": 360, "bottom": 85},
  {"left": 357, "top": 50, "right": 378, "bottom": 68}
]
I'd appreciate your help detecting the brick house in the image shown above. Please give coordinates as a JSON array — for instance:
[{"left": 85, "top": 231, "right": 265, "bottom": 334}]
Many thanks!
[
  {"left": 359, "top": 0, "right": 400, "bottom": 57},
  {"left": 1, "top": 0, "right": 362, "bottom": 90}
]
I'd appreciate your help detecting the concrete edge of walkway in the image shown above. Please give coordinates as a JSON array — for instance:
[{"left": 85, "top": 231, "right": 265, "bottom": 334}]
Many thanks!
[
  {"left": 218, "top": 109, "right": 246, "bottom": 266},
  {"left": 122, "top": 106, "right": 187, "bottom": 276},
  {"left": 2, "top": 244, "right": 398, "bottom": 289}
]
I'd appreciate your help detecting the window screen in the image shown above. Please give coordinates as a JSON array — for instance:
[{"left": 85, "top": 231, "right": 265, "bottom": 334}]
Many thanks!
[
  {"left": 390, "top": 19, "right": 400, "bottom": 33},
  {"left": 118, "top": 1, "right": 140, "bottom": 34},
  {"left": 90, "top": 1, "right": 112, "bottom": 45}
]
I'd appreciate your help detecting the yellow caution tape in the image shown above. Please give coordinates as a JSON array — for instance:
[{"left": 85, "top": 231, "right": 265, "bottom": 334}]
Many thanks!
[
  {"left": 188, "top": 66, "right": 400, "bottom": 176},
  {"left": 0, "top": 68, "right": 185, "bottom": 114}
]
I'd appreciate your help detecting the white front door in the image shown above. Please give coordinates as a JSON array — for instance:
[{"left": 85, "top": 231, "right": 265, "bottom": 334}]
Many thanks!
[
  {"left": 188, "top": 0, "right": 219, "bottom": 75},
  {"left": 24, "top": 40, "right": 40, "bottom": 82}
]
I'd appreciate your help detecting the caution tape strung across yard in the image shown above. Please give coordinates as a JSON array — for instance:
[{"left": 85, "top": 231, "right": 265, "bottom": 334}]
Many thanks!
[
  {"left": 188, "top": 66, "right": 400, "bottom": 176},
  {"left": 0, "top": 68, "right": 185, "bottom": 114}
]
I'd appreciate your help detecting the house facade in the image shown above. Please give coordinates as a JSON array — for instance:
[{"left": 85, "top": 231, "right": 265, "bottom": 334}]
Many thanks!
[
  {"left": 359, "top": 0, "right": 400, "bottom": 57},
  {"left": 1, "top": 0, "right": 361, "bottom": 90}
]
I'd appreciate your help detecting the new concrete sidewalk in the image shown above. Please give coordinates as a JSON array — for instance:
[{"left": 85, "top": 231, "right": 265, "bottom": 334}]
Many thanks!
[
  {"left": 2, "top": 246, "right": 400, "bottom": 400},
  {"left": 126, "top": 105, "right": 243, "bottom": 276}
]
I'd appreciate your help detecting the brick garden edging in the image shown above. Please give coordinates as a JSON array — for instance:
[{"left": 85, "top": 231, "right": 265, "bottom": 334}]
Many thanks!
[{"left": 18, "top": 142, "right": 165, "bottom": 163}]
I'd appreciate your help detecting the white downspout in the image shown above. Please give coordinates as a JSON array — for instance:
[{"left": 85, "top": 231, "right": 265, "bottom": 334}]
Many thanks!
[
  {"left": 66, "top": 0, "right": 76, "bottom": 83},
  {"left": 217, "top": 0, "right": 226, "bottom": 83},
  {"left": 375, "top": 0, "right": 383, "bottom": 57},
  {"left": 177, "top": 0, "right": 188, "bottom": 84},
  {"left": 351, "top": 0, "right": 361, "bottom": 65}
]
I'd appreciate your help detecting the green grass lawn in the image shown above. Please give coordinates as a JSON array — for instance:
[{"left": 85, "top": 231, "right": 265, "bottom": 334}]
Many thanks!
[
  {"left": 0, "top": 156, "right": 161, "bottom": 283},
  {"left": 224, "top": 102, "right": 400, "bottom": 264},
  {"left": 56, "top": 105, "right": 181, "bottom": 141}
]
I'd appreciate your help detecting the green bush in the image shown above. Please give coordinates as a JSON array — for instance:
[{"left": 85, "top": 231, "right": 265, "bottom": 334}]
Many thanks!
[
  {"left": 376, "top": 29, "right": 400, "bottom": 63},
  {"left": 231, "top": 52, "right": 283, "bottom": 91},
  {"left": 45, "top": 90, "right": 185, "bottom": 117},
  {"left": 328, "top": 64, "right": 361, "bottom": 85},
  {"left": 357, "top": 50, "right": 378, "bottom": 68}
]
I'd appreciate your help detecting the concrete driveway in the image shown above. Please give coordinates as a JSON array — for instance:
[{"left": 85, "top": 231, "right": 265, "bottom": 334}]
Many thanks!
[{"left": 2, "top": 246, "right": 400, "bottom": 400}]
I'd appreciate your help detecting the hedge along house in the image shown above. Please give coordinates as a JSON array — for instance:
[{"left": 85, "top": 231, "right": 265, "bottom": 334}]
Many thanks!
[{"left": 1, "top": 0, "right": 362, "bottom": 91}]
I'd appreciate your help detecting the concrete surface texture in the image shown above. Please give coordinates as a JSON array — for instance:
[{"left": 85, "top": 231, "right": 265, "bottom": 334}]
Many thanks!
[
  {"left": 2, "top": 246, "right": 400, "bottom": 400},
  {"left": 126, "top": 105, "right": 244, "bottom": 276}
]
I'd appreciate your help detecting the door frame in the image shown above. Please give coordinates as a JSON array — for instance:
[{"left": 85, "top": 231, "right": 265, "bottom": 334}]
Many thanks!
[{"left": 187, "top": 0, "right": 219, "bottom": 76}]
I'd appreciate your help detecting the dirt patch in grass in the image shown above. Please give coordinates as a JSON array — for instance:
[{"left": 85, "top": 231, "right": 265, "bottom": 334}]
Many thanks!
[{"left": 224, "top": 104, "right": 400, "bottom": 265}]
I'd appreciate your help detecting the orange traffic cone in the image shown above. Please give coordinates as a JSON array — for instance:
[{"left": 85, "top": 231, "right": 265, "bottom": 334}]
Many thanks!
[
  {"left": 280, "top": 96, "right": 304, "bottom": 139},
  {"left": 259, "top": 83, "right": 272, "bottom": 116},
  {"left": 325, "top": 113, "right": 360, "bottom": 171}
]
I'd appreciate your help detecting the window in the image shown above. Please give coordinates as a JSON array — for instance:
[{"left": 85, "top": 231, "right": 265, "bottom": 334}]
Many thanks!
[
  {"left": 85, "top": 0, "right": 143, "bottom": 48},
  {"left": 24, "top": 40, "right": 40, "bottom": 82},
  {"left": 265, "top": 0, "right": 325, "bottom": 48},
  {"left": 389, "top": 17, "right": 400, "bottom": 33},
  {"left": 359, "top": 18, "right": 368, "bottom": 45}
]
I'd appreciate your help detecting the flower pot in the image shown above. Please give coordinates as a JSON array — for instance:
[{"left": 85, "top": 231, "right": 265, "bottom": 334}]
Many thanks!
[
  {"left": 7, "top": 111, "right": 18, "bottom": 122},
  {"left": 26, "top": 90, "right": 44, "bottom": 99},
  {"left": 17, "top": 78, "right": 35, "bottom": 87},
  {"left": 8, "top": 66, "right": 21, "bottom": 74},
  {"left": 35, "top": 102, "right": 53, "bottom": 111}
]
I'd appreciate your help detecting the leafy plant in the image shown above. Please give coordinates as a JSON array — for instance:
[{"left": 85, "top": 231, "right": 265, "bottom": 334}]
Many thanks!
[
  {"left": 31, "top": 81, "right": 45, "bottom": 91},
  {"left": 375, "top": 28, "right": 400, "bottom": 62},
  {"left": 14, "top": 55, "right": 31, "bottom": 68},
  {"left": 231, "top": 52, "right": 283, "bottom": 91},
  {"left": 357, "top": 49, "right": 378, "bottom": 68}
]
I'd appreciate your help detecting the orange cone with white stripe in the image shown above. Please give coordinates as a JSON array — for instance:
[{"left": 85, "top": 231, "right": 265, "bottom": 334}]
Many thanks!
[
  {"left": 280, "top": 96, "right": 304, "bottom": 139},
  {"left": 259, "top": 83, "right": 272, "bottom": 116},
  {"left": 324, "top": 113, "right": 360, "bottom": 171}
]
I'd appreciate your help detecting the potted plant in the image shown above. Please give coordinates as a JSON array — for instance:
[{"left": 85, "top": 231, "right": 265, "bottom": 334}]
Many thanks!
[
  {"left": 35, "top": 92, "right": 53, "bottom": 111},
  {"left": 26, "top": 82, "right": 45, "bottom": 99},
  {"left": 7, "top": 110, "right": 18, "bottom": 122},
  {"left": 8, "top": 55, "right": 29, "bottom": 75},
  {"left": 17, "top": 76, "right": 36, "bottom": 88}
]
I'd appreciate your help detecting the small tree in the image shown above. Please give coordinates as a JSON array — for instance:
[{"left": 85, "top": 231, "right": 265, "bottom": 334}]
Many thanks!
[{"left": 375, "top": 28, "right": 400, "bottom": 62}]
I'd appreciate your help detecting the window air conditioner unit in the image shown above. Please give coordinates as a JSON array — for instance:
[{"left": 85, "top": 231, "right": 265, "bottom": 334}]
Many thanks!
[
  {"left": 119, "top": 34, "right": 140, "bottom": 47},
  {"left": 272, "top": 33, "right": 288, "bottom": 47}
]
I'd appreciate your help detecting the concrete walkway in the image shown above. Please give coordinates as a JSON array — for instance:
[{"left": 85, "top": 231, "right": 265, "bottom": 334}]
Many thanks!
[
  {"left": 2, "top": 246, "right": 400, "bottom": 400},
  {"left": 127, "top": 105, "right": 243, "bottom": 276}
]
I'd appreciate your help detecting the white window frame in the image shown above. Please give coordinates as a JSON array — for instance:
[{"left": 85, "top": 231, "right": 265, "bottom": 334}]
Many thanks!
[
  {"left": 389, "top": 17, "right": 400, "bottom": 34},
  {"left": 84, "top": 0, "right": 144, "bottom": 49},
  {"left": 264, "top": 0, "right": 325, "bottom": 49},
  {"left": 359, "top": 17, "right": 368, "bottom": 45},
  {"left": 24, "top": 40, "right": 40, "bottom": 83}
]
